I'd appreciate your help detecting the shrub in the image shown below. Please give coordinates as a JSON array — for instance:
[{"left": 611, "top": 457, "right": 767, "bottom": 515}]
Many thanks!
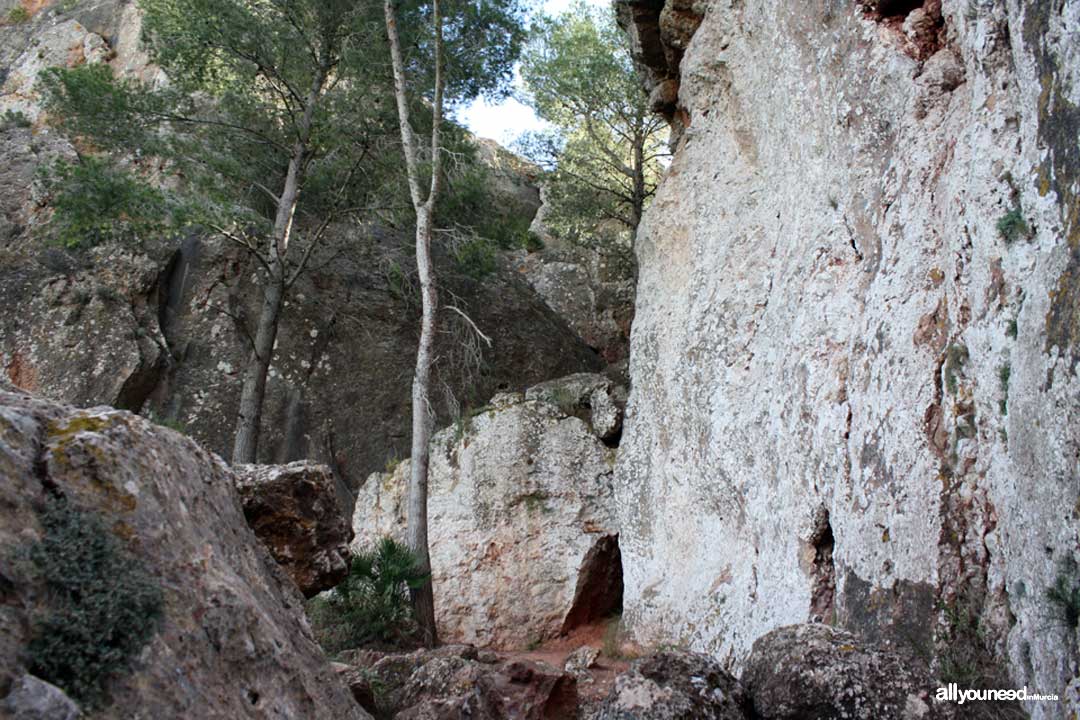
[
  {"left": 1047, "top": 567, "right": 1080, "bottom": 629},
  {"left": 453, "top": 236, "right": 498, "bottom": 280},
  {"left": 944, "top": 343, "right": 968, "bottom": 395},
  {"left": 40, "top": 157, "right": 177, "bottom": 248},
  {"left": 1, "top": 108, "right": 32, "bottom": 129},
  {"left": 25, "top": 495, "right": 163, "bottom": 708},
  {"left": 306, "top": 537, "right": 428, "bottom": 655},
  {"left": 5, "top": 6, "right": 30, "bottom": 24},
  {"left": 996, "top": 208, "right": 1030, "bottom": 244}
]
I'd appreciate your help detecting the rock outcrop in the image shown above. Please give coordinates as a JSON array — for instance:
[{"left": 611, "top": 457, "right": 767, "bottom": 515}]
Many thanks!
[
  {"left": 352, "top": 374, "right": 624, "bottom": 649},
  {"left": 742, "top": 624, "right": 943, "bottom": 720},
  {"left": 592, "top": 650, "right": 747, "bottom": 720},
  {"left": 335, "top": 645, "right": 578, "bottom": 719},
  {"left": 615, "top": 1, "right": 1080, "bottom": 718},
  {"left": 0, "top": 385, "right": 369, "bottom": 718},
  {"left": 234, "top": 461, "right": 353, "bottom": 598}
]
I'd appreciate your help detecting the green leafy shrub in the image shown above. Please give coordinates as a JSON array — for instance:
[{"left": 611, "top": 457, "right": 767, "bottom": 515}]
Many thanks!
[
  {"left": 1047, "top": 567, "right": 1080, "bottom": 629},
  {"left": 996, "top": 208, "right": 1030, "bottom": 244},
  {"left": 452, "top": 236, "right": 498, "bottom": 280},
  {"left": 5, "top": 6, "right": 30, "bottom": 24},
  {"left": 26, "top": 495, "right": 163, "bottom": 708},
  {"left": 1005, "top": 319, "right": 1018, "bottom": 339},
  {"left": 306, "top": 537, "right": 428, "bottom": 655},
  {"left": 40, "top": 157, "right": 179, "bottom": 248},
  {"left": 1, "top": 108, "right": 32, "bottom": 129}
]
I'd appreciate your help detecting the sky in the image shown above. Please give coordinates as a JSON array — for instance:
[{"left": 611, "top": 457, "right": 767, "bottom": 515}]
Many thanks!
[{"left": 456, "top": 0, "right": 608, "bottom": 147}]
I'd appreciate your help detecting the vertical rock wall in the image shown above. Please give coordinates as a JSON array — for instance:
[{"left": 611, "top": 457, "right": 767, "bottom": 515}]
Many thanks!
[{"left": 615, "top": 1, "right": 1080, "bottom": 716}]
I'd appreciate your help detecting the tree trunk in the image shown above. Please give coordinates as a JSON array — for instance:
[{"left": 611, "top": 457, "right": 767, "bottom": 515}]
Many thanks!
[
  {"left": 230, "top": 68, "right": 326, "bottom": 465},
  {"left": 630, "top": 128, "right": 646, "bottom": 231},
  {"left": 407, "top": 208, "right": 439, "bottom": 646},
  {"left": 384, "top": 0, "right": 443, "bottom": 647}
]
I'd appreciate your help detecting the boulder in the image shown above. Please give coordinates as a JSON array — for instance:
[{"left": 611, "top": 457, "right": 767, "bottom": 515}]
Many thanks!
[
  {"left": 0, "top": 675, "right": 81, "bottom": 720},
  {"left": 565, "top": 646, "right": 601, "bottom": 679},
  {"left": 0, "top": 386, "right": 369, "bottom": 719},
  {"left": 234, "top": 460, "right": 353, "bottom": 597},
  {"left": 742, "top": 624, "right": 939, "bottom": 720},
  {"left": 352, "top": 374, "right": 623, "bottom": 649},
  {"left": 344, "top": 646, "right": 577, "bottom": 720},
  {"left": 594, "top": 650, "right": 747, "bottom": 720}
]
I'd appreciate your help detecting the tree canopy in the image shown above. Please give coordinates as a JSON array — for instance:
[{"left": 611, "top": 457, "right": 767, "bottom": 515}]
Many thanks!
[{"left": 519, "top": 1, "right": 667, "bottom": 242}]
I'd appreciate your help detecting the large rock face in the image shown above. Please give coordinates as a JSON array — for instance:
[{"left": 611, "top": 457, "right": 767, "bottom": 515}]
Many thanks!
[
  {"left": 352, "top": 374, "right": 623, "bottom": 649},
  {"left": 0, "top": 385, "right": 369, "bottom": 718},
  {"left": 615, "top": 1, "right": 1080, "bottom": 717}
]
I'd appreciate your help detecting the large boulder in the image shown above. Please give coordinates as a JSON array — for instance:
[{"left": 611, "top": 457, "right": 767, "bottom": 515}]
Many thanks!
[
  {"left": 234, "top": 461, "right": 353, "bottom": 598},
  {"left": 593, "top": 650, "right": 748, "bottom": 720},
  {"left": 337, "top": 645, "right": 578, "bottom": 720},
  {"left": 0, "top": 385, "right": 369, "bottom": 719},
  {"left": 352, "top": 374, "right": 623, "bottom": 649},
  {"left": 742, "top": 624, "right": 941, "bottom": 720}
]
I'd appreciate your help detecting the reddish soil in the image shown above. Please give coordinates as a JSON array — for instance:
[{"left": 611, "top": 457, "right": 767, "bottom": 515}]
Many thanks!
[{"left": 487, "top": 622, "right": 632, "bottom": 701}]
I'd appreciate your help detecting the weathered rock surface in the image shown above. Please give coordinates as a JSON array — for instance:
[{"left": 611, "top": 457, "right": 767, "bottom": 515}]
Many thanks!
[
  {"left": 593, "top": 650, "right": 747, "bottom": 720},
  {"left": 743, "top": 624, "right": 939, "bottom": 720},
  {"left": 0, "top": 385, "right": 369, "bottom": 718},
  {"left": 1, "top": 674, "right": 81, "bottom": 720},
  {"left": 352, "top": 374, "right": 623, "bottom": 649},
  {"left": 338, "top": 645, "right": 578, "bottom": 719},
  {"left": 615, "top": 2, "right": 1080, "bottom": 718},
  {"left": 234, "top": 460, "right": 353, "bottom": 598}
]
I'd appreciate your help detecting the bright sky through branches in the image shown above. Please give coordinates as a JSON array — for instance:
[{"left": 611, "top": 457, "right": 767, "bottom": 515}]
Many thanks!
[{"left": 457, "top": 0, "right": 609, "bottom": 145}]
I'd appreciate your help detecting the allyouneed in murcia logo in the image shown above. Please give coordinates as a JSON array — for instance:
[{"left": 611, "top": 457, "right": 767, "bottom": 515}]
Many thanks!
[{"left": 935, "top": 683, "right": 1060, "bottom": 705}]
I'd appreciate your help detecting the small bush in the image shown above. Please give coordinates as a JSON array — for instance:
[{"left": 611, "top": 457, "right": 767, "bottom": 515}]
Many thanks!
[
  {"left": 40, "top": 157, "right": 176, "bottom": 249},
  {"left": 1005, "top": 319, "right": 1018, "bottom": 339},
  {"left": 998, "top": 363, "right": 1011, "bottom": 415},
  {"left": 306, "top": 537, "right": 428, "bottom": 655},
  {"left": 1047, "top": 568, "right": 1080, "bottom": 629},
  {"left": 1, "top": 108, "right": 32, "bottom": 129},
  {"left": 25, "top": 495, "right": 163, "bottom": 708},
  {"left": 5, "top": 6, "right": 30, "bottom": 24},
  {"left": 996, "top": 208, "right": 1030, "bottom": 244},
  {"left": 453, "top": 237, "right": 498, "bottom": 280}
]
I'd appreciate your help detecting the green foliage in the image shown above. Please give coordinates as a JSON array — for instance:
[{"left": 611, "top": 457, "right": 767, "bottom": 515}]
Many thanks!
[
  {"left": 944, "top": 343, "right": 968, "bottom": 395},
  {"left": 306, "top": 537, "right": 428, "bottom": 654},
  {"left": 40, "top": 157, "right": 183, "bottom": 249},
  {"left": 519, "top": 1, "right": 667, "bottom": 240},
  {"left": 1, "top": 108, "right": 32, "bottom": 129},
  {"left": 436, "top": 165, "right": 539, "bottom": 251},
  {"left": 1047, "top": 566, "right": 1080, "bottom": 629},
  {"left": 25, "top": 496, "right": 163, "bottom": 708},
  {"left": 452, "top": 236, "right": 497, "bottom": 280},
  {"left": 1005, "top": 319, "right": 1018, "bottom": 339},
  {"left": 5, "top": 5, "right": 30, "bottom": 24},
  {"left": 996, "top": 207, "right": 1030, "bottom": 244}
]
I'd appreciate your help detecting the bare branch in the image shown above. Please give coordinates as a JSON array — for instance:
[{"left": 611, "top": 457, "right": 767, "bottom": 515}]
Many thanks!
[{"left": 445, "top": 304, "right": 492, "bottom": 347}]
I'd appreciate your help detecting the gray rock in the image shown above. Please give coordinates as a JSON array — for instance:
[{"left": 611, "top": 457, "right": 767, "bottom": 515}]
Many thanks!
[
  {"left": 742, "top": 624, "right": 938, "bottom": 720},
  {"left": 353, "top": 374, "right": 621, "bottom": 649},
  {"left": 564, "top": 645, "right": 601, "bottom": 679},
  {"left": 234, "top": 460, "right": 354, "bottom": 597},
  {"left": 1, "top": 675, "right": 81, "bottom": 720},
  {"left": 613, "top": 5, "right": 1080, "bottom": 719},
  {"left": 0, "top": 386, "right": 370, "bottom": 719},
  {"left": 595, "top": 650, "right": 747, "bottom": 720}
]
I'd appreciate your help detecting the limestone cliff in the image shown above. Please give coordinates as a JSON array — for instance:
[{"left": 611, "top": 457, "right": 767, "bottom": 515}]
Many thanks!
[{"left": 615, "top": 0, "right": 1080, "bottom": 716}]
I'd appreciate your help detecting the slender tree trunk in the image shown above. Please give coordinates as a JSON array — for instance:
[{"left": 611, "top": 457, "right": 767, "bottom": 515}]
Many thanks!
[
  {"left": 385, "top": 0, "right": 443, "bottom": 647},
  {"left": 407, "top": 209, "right": 438, "bottom": 646},
  {"left": 231, "top": 69, "right": 327, "bottom": 464},
  {"left": 630, "top": 128, "right": 646, "bottom": 231}
]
